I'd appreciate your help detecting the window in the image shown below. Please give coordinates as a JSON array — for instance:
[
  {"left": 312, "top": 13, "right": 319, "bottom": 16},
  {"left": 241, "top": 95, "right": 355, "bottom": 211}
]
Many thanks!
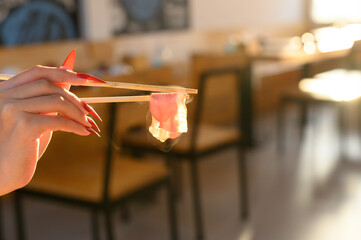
[{"left": 311, "top": 0, "right": 361, "bottom": 24}]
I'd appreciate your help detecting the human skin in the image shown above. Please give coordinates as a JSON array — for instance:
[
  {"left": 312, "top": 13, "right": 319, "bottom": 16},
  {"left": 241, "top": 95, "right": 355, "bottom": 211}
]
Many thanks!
[{"left": 0, "top": 65, "right": 97, "bottom": 195}]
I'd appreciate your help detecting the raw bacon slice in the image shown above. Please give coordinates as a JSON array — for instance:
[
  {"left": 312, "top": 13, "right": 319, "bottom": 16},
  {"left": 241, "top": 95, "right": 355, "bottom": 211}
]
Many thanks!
[{"left": 149, "top": 92, "right": 188, "bottom": 142}]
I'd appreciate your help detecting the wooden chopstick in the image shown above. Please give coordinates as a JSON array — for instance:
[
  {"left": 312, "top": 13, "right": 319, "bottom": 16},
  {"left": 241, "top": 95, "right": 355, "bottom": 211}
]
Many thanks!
[
  {"left": 0, "top": 74, "right": 198, "bottom": 94},
  {"left": 80, "top": 95, "right": 151, "bottom": 103},
  {"left": 84, "top": 81, "right": 198, "bottom": 94}
]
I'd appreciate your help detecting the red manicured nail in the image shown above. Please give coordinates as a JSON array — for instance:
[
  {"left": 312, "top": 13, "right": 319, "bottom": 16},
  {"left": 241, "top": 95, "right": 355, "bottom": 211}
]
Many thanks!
[
  {"left": 82, "top": 102, "right": 102, "bottom": 122},
  {"left": 86, "top": 116, "right": 100, "bottom": 132},
  {"left": 61, "top": 49, "right": 76, "bottom": 71},
  {"left": 86, "top": 127, "right": 101, "bottom": 137},
  {"left": 76, "top": 73, "right": 106, "bottom": 83}
]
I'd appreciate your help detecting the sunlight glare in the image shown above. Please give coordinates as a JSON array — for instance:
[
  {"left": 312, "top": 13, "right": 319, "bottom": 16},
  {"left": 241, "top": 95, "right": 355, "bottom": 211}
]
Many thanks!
[{"left": 299, "top": 70, "right": 361, "bottom": 101}]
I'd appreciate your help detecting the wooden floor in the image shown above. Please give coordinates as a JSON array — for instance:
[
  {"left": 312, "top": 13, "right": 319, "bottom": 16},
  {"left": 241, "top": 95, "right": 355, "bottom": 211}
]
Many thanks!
[{"left": 3, "top": 104, "right": 361, "bottom": 240}]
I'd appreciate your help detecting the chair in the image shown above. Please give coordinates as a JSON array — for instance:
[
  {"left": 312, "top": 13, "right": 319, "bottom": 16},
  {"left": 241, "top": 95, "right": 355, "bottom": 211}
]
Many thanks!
[
  {"left": 122, "top": 53, "right": 252, "bottom": 240},
  {"left": 14, "top": 102, "right": 178, "bottom": 240},
  {"left": 277, "top": 42, "right": 361, "bottom": 152}
]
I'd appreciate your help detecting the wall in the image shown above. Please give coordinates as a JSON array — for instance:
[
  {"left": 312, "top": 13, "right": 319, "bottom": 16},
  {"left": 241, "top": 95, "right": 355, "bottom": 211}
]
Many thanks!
[
  {"left": 191, "top": 0, "right": 305, "bottom": 34},
  {"left": 81, "top": 0, "right": 307, "bottom": 62}
]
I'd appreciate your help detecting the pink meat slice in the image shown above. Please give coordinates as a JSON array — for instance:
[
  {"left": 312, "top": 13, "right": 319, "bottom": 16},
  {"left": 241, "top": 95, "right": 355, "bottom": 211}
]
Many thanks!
[
  {"left": 150, "top": 93, "right": 179, "bottom": 132},
  {"left": 149, "top": 92, "right": 188, "bottom": 142}
]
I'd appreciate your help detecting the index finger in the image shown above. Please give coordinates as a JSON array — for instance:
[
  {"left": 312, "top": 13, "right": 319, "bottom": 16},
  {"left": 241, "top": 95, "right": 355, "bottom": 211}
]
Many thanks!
[{"left": 0, "top": 65, "right": 103, "bottom": 92}]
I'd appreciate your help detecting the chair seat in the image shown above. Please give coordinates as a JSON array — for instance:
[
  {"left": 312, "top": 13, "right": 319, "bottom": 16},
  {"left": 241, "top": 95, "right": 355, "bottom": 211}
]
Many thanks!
[
  {"left": 123, "top": 124, "right": 240, "bottom": 155},
  {"left": 26, "top": 154, "right": 168, "bottom": 203}
]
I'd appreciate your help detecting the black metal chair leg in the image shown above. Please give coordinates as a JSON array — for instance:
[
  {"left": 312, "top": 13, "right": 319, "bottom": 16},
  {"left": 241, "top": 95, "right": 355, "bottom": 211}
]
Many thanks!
[
  {"left": 174, "top": 160, "right": 183, "bottom": 200},
  {"left": 0, "top": 198, "right": 3, "bottom": 240},
  {"left": 104, "top": 209, "right": 114, "bottom": 240},
  {"left": 14, "top": 191, "right": 25, "bottom": 240},
  {"left": 166, "top": 179, "right": 178, "bottom": 240},
  {"left": 167, "top": 150, "right": 183, "bottom": 200},
  {"left": 358, "top": 100, "right": 361, "bottom": 133},
  {"left": 299, "top": 102, "right": 308, "bottom": 138},
  {"left": 91, "top": 209, "right": 100, "bottom": 240},
  {"left": 277, "top": 99, "right": 286, "bottom": 153},
  {"left": 190, "top": 159, "right": 204, "bottom": 240},
  {"left": 238, "top": 147, "right": 248, "bottom": 219},
  {"left": 337, "top": 103, "right": 346, "bottom": 158}
]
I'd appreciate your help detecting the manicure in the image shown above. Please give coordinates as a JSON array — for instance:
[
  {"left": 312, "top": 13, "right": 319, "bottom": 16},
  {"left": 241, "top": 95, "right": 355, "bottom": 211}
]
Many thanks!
[
  {"left": 76, "top": 73, "right": 106, "bottom": 83},
  {"left": 61, "top": 49, "right": 76, "bottom": 71},
  {"left": 86, "top": 116, "right": 101, "bottom": 132},
  {"left": 82, "top": 102, "right": 102, "bottom": 122},
  {"left": 86, "top": 127, "right": 101, "bottom": 138}
]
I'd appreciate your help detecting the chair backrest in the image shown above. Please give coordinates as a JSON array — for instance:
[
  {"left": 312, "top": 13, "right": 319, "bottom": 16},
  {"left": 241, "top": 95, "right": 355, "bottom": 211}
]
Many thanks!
[
  {"left": 89, "top": 67, "right": 175, "bottom": 201},
  {"left": 70, "top": 85, "right": 147, "bottom": 202},
  {"left": 189, "top": 52, "right": 253, "bottom": 146},
  {"left": 37, "top": 100, "right": 111, "bottom": 201}
]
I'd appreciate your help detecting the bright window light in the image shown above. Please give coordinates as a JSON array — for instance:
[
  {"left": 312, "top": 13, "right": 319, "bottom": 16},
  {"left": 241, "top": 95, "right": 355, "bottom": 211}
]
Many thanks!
[{"left": 312, "top": 0, "right": 361, "bottom": 23}]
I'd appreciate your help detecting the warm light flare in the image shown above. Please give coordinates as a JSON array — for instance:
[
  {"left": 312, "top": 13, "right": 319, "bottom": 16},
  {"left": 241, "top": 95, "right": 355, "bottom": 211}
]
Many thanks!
[
  {"left": 304, "top": 42, "right": 317, "bottom": 54},
  {"left": 315, "top": 27, "right": 354, "bottom": 53},
  {"left": 342, "top": 24, "right": 361, "bottom": 41},
  {"left": 302, "top": 32, "right": 315, "bottom": 43},
  {"left": 299, "top": 70, "right": 361, "bottom": 101},
  {"left": 312, "top": 0, "right": 361, "bottom": 23}
]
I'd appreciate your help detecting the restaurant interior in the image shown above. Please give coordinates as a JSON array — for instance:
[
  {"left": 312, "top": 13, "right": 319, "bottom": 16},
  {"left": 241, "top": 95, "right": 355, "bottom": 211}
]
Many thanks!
[{"left": 2, "top": 0, "right": 361, "bottom": 239}]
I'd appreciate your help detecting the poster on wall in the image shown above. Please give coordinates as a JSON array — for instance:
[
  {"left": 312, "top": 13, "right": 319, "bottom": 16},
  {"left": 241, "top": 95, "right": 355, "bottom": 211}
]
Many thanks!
[
  {"left": 0, "top": 0, "right": 79, "bottom": 47},
  {"left": 112, "top": 0, "right": 189, "bottom": 34}
]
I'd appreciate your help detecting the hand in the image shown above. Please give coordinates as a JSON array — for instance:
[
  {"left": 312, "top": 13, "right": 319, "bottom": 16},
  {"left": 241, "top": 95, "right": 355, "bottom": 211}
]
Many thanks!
[{"left": 0, "top": 66, "right": 99, "bottom": 195}]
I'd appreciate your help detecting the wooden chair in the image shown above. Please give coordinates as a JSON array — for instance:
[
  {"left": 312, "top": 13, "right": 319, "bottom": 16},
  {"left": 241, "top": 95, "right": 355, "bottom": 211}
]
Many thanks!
[
  {"left": 14, "top": 102, "right": 178, "bottom": 240},
  {"left": 276, "top": 43, "right": 361, "bottom": 152},
  {"left": 121, "top": 53, "right": 252, "bottom": 240}
]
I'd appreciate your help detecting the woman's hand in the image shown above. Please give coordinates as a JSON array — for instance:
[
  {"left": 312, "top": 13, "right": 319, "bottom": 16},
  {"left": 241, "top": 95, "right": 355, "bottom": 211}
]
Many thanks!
[{"left": 0, "top": 65, "right": 100, "bottom": 195}]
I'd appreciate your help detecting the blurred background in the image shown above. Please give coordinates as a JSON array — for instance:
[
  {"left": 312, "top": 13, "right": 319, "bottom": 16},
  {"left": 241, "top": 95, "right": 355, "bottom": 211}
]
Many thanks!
[{"left": 2, "top": 0, "right": 361, "bottom": 240}]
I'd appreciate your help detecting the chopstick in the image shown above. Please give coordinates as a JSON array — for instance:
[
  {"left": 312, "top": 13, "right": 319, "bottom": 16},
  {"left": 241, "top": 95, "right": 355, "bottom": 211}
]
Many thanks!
[
  {"left": 85, "top": 81, "right": 198, "bottom": 94},
  {"left": 0, "top": 74, "right": 198, "bottom": 94},
  {"left": 80, "top": 95, "right": 151, "bottom": 103}
]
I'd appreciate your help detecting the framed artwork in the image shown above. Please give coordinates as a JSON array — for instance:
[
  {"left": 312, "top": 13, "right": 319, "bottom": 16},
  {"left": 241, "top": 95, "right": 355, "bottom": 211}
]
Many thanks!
[
  {"left": 0, "top": 0, "right": 79, "bottom": 46},
  {"left": 112, "top": 0, "right": 189, "bottom": 34}
]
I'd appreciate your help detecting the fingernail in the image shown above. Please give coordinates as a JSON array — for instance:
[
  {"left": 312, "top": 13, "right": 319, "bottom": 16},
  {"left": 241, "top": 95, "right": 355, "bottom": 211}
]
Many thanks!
[
  {"left": 82, "top": 102, "right": 102, "bottom": 122},
  {"left": 86, "top": 127, "right": 101, "bottom": 137},
  {"left": 86, "top": 116, "right": 100, "bottom": 132},
  {"left": 61, "top": 49, "right": 76, "bottom": 71},
  {"left": 76, "top": 73, "right": 106, "bottom": 83}
]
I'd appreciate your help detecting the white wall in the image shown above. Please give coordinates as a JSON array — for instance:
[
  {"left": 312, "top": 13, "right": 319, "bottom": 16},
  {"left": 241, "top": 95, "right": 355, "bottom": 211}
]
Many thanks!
[
  {"left": 80, "top": 0, "right": 306, "bottom": 62},
  {"left": 82, "top": 0, "right": 305, "bottom": 39},
  {"left": 191, "top": 0, "right": 305, "bottom": 34}
]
